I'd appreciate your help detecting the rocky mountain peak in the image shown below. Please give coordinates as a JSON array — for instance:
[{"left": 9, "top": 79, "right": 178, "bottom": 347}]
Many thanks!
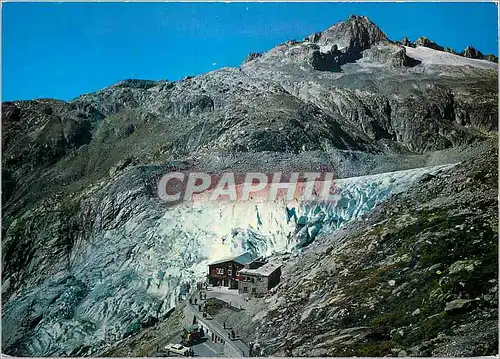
[
  {"left": 400, "top": 36, "right": 412, "bottom": 46},
  {"left": 413, "top": 36, "right": 445, "bottom": 51},
  {"left": 462, "top": 45, "right": 484, "bottom": 59},
  {"left": 316, "top": 15, "right": 388, "bottom": 50},
  {"left": 460, "top": 45, "right": 498, "bottom": 63},
  {"left": 484, "top": 53, "right": 499, "bottom": 63}
]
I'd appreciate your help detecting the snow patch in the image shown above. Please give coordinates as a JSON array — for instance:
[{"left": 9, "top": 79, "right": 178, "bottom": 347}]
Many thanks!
[{"left": 405, "top": 46, "right": 497, "bottom": 70}]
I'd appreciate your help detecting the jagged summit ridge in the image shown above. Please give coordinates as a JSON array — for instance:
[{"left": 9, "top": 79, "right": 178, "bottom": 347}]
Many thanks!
[
  {"left": 244, "top": 15, "right": 406, "bottom": 72},
  {"left": 310, "top": 15, "right": 388, "bottom": 51},
  {"left": 243, "top": 15, "right": 497, "bottom": 68}
]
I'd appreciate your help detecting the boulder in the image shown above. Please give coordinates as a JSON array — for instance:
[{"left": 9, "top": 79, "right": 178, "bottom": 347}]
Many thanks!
[
  {"left": 444, "top": 299, "right": 475, "bottom": 312},
  {"left": 448, "top": 260, "right": 481, "bottom": 274}
]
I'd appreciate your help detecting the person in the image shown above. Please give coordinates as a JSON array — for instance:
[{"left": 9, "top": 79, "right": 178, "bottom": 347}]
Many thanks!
[
  {"left": 231, "top": 329, "right": 235, "bottom": 339},
  {"left": 223, "top": 322, "right": 226, "bottom": 329}
]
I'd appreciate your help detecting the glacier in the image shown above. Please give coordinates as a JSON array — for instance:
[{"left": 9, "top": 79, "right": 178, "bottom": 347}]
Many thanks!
[{"left": 147, "top": 163, "right": 456, "bottom": 307}]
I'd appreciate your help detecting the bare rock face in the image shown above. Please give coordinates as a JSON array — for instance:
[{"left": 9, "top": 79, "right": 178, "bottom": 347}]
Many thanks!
[
  {"left": 251, "top": 15, "right": 391, "bottom": 73},
  {"left": 242, "top": 52, "right": 263, "bottom": 64},
  {"left": 444, "top": 47, "right": 458, "bottom": 54},
  {"left": 461, "top": 45, "right": 498, "bottom": 63},
  {"left": 308, "top": 15, "right": 389, "bottom": 69},
  {"left": 400, "top": 36, "right": 412, "bottom": 47},
  {"left": 484, "top": 53, "right": 498, "bottom": 63},
  {"left": 462, "top": 45, "right": 484, "bottom": 59},
  {"left": 316, "top": 15, "right": 388, "bottom": 51},
  {"left": 460, "top": 46, "right": 498, "bottom": 62},
  {"left": 1, "top": 15, "right": 498, "bottom": 357},
  {"left": 361, "top": 42, "right": 420, "bottom": 68},
  {"left": 413, "top": 36, "right": 445, "bottom": 51},
  {"left": 237, "top": 145, "right": 499, "bottom": 357}
]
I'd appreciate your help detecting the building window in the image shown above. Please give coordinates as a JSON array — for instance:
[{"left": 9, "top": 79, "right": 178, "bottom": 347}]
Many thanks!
[
  {"left": 228, "top": 269, "right": 232, "bottom": 276},
  {"left": 243, "top": 287, "right": 248, "bottom": 292},
  {"left": 251, "top": 278, "right": 255, "bottom": 283},
  {"left": 252, "top": 288, "right": 257, "bottom": 294},
  {"left": 216, "top": 268, "right": 224, "bottom": 275}
]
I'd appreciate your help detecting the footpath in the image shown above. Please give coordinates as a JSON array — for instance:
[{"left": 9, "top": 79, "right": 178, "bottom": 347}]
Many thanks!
[{"left": 184, "top": 288, "right": 250, "bottom": 357}]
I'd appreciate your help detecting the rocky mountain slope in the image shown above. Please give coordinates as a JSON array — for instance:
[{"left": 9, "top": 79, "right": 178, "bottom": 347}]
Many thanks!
[
  {"left": 2, "top": 15, "right": 498, "bottom": 356},
  {"left": 221, "top": 144, "right": 498, "bottom": 357}
]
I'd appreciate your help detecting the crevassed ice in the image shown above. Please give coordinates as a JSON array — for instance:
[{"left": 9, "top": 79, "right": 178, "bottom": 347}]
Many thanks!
[{"left": 154, "top": 163, "right": 455, "bottom": 290}]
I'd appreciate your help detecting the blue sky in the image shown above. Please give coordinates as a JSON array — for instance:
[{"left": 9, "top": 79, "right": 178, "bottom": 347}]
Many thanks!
[{"left": 2, "top": 2, "right": 498, "bottom": 101}]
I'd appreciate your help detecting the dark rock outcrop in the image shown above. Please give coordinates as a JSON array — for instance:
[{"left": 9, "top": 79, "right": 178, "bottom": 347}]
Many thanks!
[
  {"left": 361, "top": 42, "right": 421, "bottom": 68},
  {"left": 318, "top": 15, "right": 388, "bottom": 51},
  {"left": 485, "top": 54, "right": 499, "bottom": 63},
  {"left": 413, "top": 36, "right": 445, "bottom": 51},
  {"left": 462, "top": 45, "right": 484, "bottom": 59},
  {"left": 242, "top": 52, "right": 263, "bottom": 64},
  {"left": 461, "top": 46, "right": 498, "bottom": 63}
]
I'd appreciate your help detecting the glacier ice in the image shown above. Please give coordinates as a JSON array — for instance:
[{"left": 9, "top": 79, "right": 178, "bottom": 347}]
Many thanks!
[
  {"left": 166, "top": 163, "right": 455, "bottom": 258},
  {"left": 146, "top": 163, "right": 456, "bottom": 306}
]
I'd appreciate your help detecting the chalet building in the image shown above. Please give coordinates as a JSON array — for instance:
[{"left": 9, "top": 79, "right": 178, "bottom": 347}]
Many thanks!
[
  {"left": 207, "top": 252, "right": 253, "bottom": 289},
  {"left": 238, "top": 262, "right": 282, "bottom": 296}
]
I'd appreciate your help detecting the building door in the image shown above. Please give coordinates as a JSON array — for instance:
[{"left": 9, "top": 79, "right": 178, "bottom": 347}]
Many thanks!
[{"left": 229, "top": 279, "right": 237, "bottom": 289}]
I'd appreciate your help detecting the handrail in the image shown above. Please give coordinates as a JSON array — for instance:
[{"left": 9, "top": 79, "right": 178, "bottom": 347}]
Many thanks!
[{"left": 185, "top": 289, "right": 249, "bottom": 357}]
